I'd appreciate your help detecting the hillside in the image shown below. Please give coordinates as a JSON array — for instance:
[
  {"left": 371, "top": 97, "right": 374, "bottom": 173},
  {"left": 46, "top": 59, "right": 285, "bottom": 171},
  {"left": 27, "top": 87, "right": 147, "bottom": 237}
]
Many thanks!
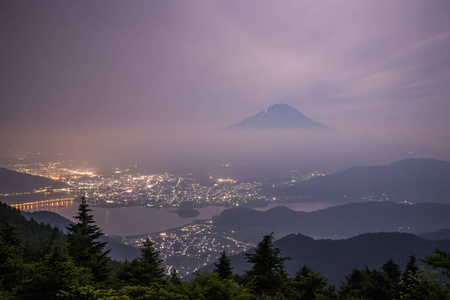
[
  {"left": 0, "top": 167, "right": 68, "bottom": 194},
  {"left": 212, "top": 201, "right": 450, "bottom": 238},
  {"left": 268, "top": 159, "right": 450, "bottom": 203},
  {"left": 207, "top": 232, "right": 450, "bottom": 285}
]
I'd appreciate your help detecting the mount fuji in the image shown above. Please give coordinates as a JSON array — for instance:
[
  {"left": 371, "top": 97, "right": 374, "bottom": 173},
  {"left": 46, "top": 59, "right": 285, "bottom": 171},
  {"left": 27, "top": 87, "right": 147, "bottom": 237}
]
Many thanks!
[{"left": 223, "top": 103, "right": 329, "bottom": 131}]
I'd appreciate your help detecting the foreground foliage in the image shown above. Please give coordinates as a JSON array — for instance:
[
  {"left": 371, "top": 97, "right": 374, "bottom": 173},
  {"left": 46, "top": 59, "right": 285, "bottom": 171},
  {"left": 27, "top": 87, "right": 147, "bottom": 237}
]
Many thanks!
[{"left": 1, "top": 200, "right": 449, "bottom": 299}]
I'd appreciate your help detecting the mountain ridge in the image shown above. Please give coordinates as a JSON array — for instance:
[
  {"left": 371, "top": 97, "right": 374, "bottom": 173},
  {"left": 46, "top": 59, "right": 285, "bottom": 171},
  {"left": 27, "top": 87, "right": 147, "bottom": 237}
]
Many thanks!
[
  {"left": 267, "top": 158, "right": 450, "bottom": 203},
  {"left": 212, "top": 201, "right": 450, "bottom": 238}
]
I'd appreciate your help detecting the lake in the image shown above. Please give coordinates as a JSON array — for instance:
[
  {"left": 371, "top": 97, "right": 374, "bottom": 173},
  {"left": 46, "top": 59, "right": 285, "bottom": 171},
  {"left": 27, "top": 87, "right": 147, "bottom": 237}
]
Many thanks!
[{"left": 23, "top": 203, "right": 226, "bottom": 236}]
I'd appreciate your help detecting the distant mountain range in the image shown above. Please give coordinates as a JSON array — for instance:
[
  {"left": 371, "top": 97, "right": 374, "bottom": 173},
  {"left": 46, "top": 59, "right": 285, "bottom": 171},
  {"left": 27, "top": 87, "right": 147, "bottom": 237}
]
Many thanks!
[
  {"left": 267, "top": 158, "right": 450, "bottom": 204},
  {"left": 223, "top": 103, "right": 329, "bottom": 131},
  {"left": 212, "top": 201, "right": 450, "bottom": 238},
  {"left": 418, "top": 228, "right": 450, "bottom": 241},
  {"left": 208, "top": 232, "right": 450, "bottom": 285},
  {"left": 0, "top": 167, "right": 68, "bottom": 194}
]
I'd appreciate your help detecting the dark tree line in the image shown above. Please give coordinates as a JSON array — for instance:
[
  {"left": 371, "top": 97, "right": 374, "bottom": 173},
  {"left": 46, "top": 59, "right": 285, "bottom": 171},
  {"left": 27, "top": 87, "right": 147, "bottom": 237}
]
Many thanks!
[{"left": 1, "top": 198, "right": 450, "bottom": 299}]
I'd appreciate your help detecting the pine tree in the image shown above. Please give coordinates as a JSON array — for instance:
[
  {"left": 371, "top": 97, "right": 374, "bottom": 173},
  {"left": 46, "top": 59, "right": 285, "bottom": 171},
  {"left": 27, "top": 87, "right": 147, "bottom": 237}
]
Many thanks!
[
  {"left": 402, "top": 254, "right": 419, "bottom": 282},
  {"left": 243, "top": 232, "right": 290, "bottom": 296},
  {"left": 66, "top": 196, "right": 111, "bottom": 282},
  {"left": 117, "top": 238, "right": 165, "bottom": 286},
  {"left": 381, "top": 258, "right": 401, "bottom": 299},
  {"left": 338, "top": 268, "right": 364, "bottom": 298},
  {"left": 139, "top": 238, "right": 165, "bottom": 282},
  {"left": 290, "top": 265, "right": 329, "bottom": 299},
  {"left": 339, "top": 267, "right": 392, "bottom": 300},
  {"left": 382, "top": 258, "right": 401, "bottom": 283},
  {"left": 213, "top": 251, "right": 233, "bottom": 280}
]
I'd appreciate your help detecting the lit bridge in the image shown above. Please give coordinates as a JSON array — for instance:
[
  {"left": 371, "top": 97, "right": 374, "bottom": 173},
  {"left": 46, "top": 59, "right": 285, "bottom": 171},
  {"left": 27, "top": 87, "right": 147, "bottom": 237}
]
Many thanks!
[{"left": 11, "top": 198, "right": 75, "bottom": 210}]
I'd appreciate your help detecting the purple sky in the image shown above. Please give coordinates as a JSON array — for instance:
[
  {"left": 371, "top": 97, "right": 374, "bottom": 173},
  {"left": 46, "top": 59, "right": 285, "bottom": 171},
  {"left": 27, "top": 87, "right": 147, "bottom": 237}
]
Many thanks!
[{"left": 1, "top": 1, "right": 450, "bottom": 168}]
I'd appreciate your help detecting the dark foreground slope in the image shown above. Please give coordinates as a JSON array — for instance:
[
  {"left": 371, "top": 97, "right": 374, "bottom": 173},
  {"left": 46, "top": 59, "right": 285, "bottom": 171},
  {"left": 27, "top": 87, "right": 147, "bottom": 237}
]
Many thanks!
[
  {"left": 0, "top": 202, "right": 57, "bottom": 242},
  {"left": 223, "top": 232, "right": 450, "bottom": 285},
  {"left": 212, "top": 201, "right": 450, "bottom": 238},
  {"left": 21, "top": 209, "right": 140, "bottom": 261},
  {"left": 268, "top": 159, "right": 450, "bottom": 203},
  {"left": 0, "top": 202, "right": 139, "bottom": 261}
]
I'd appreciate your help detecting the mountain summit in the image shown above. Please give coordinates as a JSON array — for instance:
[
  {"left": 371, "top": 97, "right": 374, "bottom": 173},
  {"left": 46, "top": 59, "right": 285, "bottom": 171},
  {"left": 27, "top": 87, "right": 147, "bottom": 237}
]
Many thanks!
[{"left": 223, "top": 103, "right": 328, "bottom": 131}]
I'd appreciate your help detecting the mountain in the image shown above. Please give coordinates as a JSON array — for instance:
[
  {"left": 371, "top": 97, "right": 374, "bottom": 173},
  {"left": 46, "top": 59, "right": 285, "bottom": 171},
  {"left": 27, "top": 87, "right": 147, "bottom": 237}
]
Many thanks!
[
  {"left": 0, "top": 167, "right": 68, "bottom": 194},
  {"left": 218, "top": 232, "right": 450, "bottom": 285},
  {"left": 22, "top": 210, "right": 73, "bottom": 232},
  {"left": 223, "top": 103, "right": 329, "bottom": 131},
  {"left": 21, "top": 210, "right": 140, "bottom": 262},
  {"left": 212, "top": 201, "right": 450, "bottom": 238},
  {"left": 419, "top": 229, "right": 450, "bottom": 241},
  {"left": 268, "top": 158, "right": 450, "bottom": 203}
]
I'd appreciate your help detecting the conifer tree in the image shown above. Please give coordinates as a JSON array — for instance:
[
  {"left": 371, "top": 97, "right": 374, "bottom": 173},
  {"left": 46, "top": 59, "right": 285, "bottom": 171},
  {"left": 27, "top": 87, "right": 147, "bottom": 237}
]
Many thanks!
[
  {"left": 382, "top": 258, "right": 401, "bottom": 283},
  {"left": 290, "top": 265, "right": 329, "bottom": 299},
  {"left": 214, "top": 251, "right": 233, "bottom": 280},
  {"left": 139, "top": 237, "right": 165, "bottom": 282},
  {"left": 117, "top": 238, "right": 165, "bottom": 286},
  {"left": 244, "top": 232, "right": 290, "bottom": 296},
  {"left": 381, "top": 258, "right": 401, "bottom": 299},
  {"left": 66, "top": 196, "right": 111, "bottom": 282},
  {"left": 402, "top": 253, "right": 419, "bottom": 282},
  {"left": 339, "top": 267, "right": 392, "bottom": 300}
]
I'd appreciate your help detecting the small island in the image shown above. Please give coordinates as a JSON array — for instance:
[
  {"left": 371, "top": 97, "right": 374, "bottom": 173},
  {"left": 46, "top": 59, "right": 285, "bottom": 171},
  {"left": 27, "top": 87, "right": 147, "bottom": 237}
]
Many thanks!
[{"left": 170, "top": 209, "right": 200, "bottom": 218}]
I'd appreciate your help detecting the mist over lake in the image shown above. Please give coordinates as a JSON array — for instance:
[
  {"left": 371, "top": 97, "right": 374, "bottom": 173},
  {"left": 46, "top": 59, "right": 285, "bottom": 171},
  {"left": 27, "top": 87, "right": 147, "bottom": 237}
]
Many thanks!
[{"left": 20, "top": 202, "right": 338, "bottom": 236}]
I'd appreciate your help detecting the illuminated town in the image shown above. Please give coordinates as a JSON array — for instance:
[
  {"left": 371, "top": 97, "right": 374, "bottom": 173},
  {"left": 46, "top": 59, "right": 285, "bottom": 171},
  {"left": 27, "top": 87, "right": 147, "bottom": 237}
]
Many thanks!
[
  {"left": 0, "top": 152, "right": 326, "bottom": 276},
  {"left": 121, "top": 221, "right": 263, "bottom": 277},
  {"left": 2, "top": 152, "right": 325, "bottom": 210}
]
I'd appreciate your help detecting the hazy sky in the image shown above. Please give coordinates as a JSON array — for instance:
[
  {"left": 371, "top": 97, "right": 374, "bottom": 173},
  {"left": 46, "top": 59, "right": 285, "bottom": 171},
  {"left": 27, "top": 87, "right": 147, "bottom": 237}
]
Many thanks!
[{"left": 1, "top": 1, "right": 450, "bottom": 168}]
